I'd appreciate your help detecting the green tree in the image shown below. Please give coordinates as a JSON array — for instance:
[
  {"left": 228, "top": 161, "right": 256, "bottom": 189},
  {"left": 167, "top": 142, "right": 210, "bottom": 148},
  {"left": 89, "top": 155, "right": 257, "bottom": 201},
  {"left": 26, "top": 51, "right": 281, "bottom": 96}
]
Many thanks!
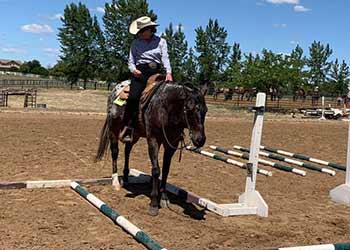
[
  {"left": 241, "top": 53, "right": 261, "bottom": 89},
  {"left": 287, "top": 45, "right": 307, "bottom": 92},
  {"left": 307, "top": 41, "right": 333, "bottom": 87},
  {"left": 183, "top": 48, "right": 197, "bottom": 83},
  {"left": 91, "top": 15, "right": 107, "bottom": 89},
  {"left": 102, "top": 0, "right": 156, "bottom": 82},
  {"left": 329, "top": 59, "right": 350, "bottom": 96},
  {"left": 58, "top": 3, "right": 101, "bottom": 88},
  {"left": 49, "top": 61, "right": 67, "bottom": 77},
  {"left": 19, "top": 60, "right": 48, "bottom": 76},
  {"left": 162, "top": 23, "right": 188, "bottom": 82},
  {"left": 195, "top": 19, "right": 229, "bottom": 85},
  {"left": 226, "top": 42, "right": 242, "bottom": 87}
]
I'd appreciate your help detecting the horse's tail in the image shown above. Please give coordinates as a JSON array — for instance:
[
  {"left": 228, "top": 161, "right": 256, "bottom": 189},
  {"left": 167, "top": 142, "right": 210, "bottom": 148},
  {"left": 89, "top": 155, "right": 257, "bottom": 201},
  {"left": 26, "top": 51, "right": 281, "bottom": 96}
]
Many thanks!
[{"left": 95, "top": 116, "right": 110, "bottom": 162}]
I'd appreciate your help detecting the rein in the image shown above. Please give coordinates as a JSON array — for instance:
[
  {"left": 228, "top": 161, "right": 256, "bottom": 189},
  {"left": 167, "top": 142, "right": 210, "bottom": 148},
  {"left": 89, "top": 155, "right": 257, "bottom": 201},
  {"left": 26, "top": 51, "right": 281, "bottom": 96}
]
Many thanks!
[
  {"left": 161, "top": 106, "right": 194, "bottom": 160},
  {"left": 160, "top": 85, "right": 195, "bottom": 161}
]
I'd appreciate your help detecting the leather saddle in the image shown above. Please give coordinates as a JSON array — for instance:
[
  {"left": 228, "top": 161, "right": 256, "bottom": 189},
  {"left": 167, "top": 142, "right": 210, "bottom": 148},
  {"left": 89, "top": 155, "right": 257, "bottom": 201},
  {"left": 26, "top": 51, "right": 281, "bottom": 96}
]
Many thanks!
[
  {"left": 138, "top": 73, "right": 166, "bottom": 128},
  {"left": 119, "top": 73, "right": 166, "bottom": 142}
]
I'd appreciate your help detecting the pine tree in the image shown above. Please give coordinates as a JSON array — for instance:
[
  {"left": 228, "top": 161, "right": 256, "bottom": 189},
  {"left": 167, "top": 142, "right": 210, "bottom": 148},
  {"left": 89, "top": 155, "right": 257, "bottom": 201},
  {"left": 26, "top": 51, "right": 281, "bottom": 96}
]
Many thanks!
[
  {"left": 102, "top": 0, "right": 156, "bottom": 82},
  {"left": 226, "top": 42, "right": 242, "bottom": 87},
  {"left": 183, "top": 48, "right": 197, "bottom": 83},
  {"left": 58, "top": 3, "right": 101, "bottom": 88},
  {"left": 307, "top": 41, "right": 333, "bottom": 87},
  {"left": 329, "top": 59, "right": 350, "bottom": 96},
  {"left": 287, "top": 45, "right": 307, "bottom": 92},
  {"left": 195, "top": 19, "right": 229, "bottom": 85}
]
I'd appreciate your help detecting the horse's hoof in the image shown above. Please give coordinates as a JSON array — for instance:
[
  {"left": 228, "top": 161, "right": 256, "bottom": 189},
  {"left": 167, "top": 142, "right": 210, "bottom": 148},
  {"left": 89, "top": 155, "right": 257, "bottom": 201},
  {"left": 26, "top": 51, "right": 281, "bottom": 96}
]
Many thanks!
[
  {"left": 148, "top": 206, "right": 159, "bottom": 216},
  {"left": 160, "top": 198, "right": 170, "bottom": 209},
  {"left": 112, "top": 180, "right": 121, "bottom": 191},
  {"left": 122, "top": 181, "right": 129, "bottom": 188}
]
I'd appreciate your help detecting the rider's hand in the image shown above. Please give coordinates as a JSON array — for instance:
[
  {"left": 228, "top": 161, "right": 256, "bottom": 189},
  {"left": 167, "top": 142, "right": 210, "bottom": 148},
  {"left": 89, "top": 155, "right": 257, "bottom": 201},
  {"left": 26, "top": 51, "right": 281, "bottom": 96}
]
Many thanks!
[
  {"left": 133, "top": 69, "right": 142, "bottom": 78},
  {"left": 165, "top": 73, "right": 173, "bottom": 82}
]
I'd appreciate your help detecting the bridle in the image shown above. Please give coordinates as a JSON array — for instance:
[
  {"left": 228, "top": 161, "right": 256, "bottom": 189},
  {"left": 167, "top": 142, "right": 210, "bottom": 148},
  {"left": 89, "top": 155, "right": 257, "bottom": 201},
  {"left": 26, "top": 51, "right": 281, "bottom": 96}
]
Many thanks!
[{"left": 161, "top": 85, "right": 197, "bottom": 161}]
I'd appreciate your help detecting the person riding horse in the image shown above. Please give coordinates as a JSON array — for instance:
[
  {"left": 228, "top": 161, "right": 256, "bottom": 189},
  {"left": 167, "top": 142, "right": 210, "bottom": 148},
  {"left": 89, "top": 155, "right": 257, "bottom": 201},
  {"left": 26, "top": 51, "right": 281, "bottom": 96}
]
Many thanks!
[
  {"left": 95, "top": 16, "right": 207, "bottom": 216},
  {"left": 122, "top": 16, "right": 173, "bottom": 142}
]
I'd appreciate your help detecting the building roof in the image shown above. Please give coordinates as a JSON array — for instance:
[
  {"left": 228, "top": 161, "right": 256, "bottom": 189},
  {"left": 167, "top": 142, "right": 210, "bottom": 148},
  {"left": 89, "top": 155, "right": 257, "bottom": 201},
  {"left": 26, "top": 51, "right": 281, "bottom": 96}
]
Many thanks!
[{"left": 0, "top": 59, "right": 22, "bottom": 66}]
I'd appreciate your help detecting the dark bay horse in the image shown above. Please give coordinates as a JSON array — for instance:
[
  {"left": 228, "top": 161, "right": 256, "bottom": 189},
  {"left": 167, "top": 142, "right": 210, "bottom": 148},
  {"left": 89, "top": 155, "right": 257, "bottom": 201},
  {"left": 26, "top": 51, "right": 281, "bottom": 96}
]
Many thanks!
[{"left": 95, "top": 80, "right": 208, "bottom": 216}]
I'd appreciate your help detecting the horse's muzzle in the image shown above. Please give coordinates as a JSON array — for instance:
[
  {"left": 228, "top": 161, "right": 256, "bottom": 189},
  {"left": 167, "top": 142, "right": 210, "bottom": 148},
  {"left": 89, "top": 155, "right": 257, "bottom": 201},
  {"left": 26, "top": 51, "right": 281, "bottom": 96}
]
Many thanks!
[{"left": 192, "top": 134, "right": 206, "bottom": 148}]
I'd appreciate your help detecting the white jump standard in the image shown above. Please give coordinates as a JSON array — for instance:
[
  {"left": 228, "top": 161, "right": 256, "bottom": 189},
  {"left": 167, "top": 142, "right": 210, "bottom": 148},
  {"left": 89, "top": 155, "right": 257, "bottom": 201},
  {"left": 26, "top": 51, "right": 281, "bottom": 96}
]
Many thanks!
[
  {"left": 186, "top": 92, "right": 269, "bottom": 217},
  {"left": 330, "top": 121, "right": 350, "bottom": 204}
]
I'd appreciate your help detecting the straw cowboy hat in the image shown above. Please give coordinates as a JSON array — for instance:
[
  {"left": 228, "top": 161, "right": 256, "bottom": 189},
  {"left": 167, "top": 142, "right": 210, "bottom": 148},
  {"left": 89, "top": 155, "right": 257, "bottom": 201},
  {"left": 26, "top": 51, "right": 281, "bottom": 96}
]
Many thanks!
[{"left": 129, "top": 16, "right": 158, "bottom": 35}]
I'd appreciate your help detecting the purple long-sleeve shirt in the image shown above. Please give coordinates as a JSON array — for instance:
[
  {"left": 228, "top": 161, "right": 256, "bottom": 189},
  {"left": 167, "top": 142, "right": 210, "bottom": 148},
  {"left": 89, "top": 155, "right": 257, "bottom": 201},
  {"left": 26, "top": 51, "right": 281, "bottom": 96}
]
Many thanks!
[{"left": 128, "top": 35, "right": 172, "bottom": 74}]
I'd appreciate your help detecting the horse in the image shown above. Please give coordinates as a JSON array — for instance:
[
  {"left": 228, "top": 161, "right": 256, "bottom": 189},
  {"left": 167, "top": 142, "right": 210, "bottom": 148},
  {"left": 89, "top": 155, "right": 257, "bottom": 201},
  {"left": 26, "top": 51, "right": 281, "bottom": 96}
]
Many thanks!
[
  {"left": 213, "top": 87, "right": 224, "bottom": 100},
  {"left": 95, "top": 76, "right": 208, "bottom": 216},
  {"left": 245, "top": 87, "right": 257, "bottom": 101},
  {"left": 293, "top": 88, "right": 306, "bottom": 102},
  {"left": 268, "top": 87, "right": 281, "bottom": 102},
  {"left": 233, "top": 86, "right": 246, "bottom": 101},
  {"left": 307, "top": 87, "right": 320, "bottom": 106}
]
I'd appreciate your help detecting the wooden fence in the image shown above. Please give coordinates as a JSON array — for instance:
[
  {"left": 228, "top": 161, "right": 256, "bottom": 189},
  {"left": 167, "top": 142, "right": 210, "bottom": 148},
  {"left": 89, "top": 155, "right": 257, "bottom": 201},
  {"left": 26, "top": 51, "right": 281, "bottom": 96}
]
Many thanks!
[
  {"left": 0, "top": 79, "right": 108, "bottom": 89},
  {"left": 206, "top": 95, "right": 346, "bottom": 112}
]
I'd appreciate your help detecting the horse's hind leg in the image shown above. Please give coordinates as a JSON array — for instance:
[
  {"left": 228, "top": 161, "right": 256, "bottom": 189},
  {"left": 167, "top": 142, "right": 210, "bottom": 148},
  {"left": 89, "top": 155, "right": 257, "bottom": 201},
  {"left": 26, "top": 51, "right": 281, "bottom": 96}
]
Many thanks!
[
  {"left": 160, "top": 145, "right": 177, "bottom": 209},
  {"left": 110, "top": 134, "right": 121, "bottom": 191},
  {"left": 147, "top": 137, "right": 161, "bottom": 216}
]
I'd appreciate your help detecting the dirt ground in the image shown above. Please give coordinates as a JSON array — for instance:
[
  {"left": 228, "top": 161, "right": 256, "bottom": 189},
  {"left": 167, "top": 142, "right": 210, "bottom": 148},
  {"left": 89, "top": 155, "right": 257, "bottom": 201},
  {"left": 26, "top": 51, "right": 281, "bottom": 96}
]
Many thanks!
[{"left": 1, "top": 92, "right": 350, "bottom": 249}]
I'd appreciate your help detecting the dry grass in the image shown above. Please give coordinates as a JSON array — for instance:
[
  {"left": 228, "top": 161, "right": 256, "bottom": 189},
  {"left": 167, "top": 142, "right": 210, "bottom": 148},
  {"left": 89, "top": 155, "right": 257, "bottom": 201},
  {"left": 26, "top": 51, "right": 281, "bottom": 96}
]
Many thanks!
[
  {"left": 4, "top": 88, "right": 109, "bottom": 112},
  {"left": 1, "top": 88, "right": 296, "bottom": 120}
]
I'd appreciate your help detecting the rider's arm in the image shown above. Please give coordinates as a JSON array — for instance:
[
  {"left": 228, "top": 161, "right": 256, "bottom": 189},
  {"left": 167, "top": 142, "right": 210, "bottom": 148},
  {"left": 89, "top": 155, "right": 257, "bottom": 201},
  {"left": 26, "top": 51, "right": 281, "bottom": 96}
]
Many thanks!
[
  {"left": 160, "top": 39, "right": 172, "bottom": 74},
  {"left": 128, "top": 42, "right": 137, "bottom": 73}
]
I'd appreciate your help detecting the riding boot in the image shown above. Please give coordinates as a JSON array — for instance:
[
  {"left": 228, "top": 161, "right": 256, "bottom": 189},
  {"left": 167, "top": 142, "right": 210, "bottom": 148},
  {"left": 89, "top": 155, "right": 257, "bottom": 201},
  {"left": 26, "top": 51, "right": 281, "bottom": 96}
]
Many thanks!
[{"left": 120, "top": 101, "right": 136, "bottom": 143}]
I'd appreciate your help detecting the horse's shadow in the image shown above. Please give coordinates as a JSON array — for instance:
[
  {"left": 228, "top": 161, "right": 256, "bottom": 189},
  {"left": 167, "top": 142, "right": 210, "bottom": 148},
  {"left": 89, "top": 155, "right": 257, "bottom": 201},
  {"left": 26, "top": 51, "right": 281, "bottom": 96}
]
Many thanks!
[{"left": 123, "top": 182, "right": 206, "bottom": 220}]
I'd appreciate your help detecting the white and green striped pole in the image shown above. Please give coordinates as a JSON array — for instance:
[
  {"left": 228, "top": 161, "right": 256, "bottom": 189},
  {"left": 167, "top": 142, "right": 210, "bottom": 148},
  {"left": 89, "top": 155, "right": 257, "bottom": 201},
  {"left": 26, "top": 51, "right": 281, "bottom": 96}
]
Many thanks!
[
  {"left": 186, "top": 146, "right": 272, "bottom": 177},
  {"left": 273, "top": 242, "right": 350, "bottom": 250},
  {"left": 260, "top": 145, "right": 346, "bottom": 171},
  {"left": 210, "top": 145, "right": 306, "bottom": 176},
  {"left": 70, "top": 182, "right": 167, "bottom": 250},
  {"left": 234, "top": 145, "right": 335, "bottom": 176}
]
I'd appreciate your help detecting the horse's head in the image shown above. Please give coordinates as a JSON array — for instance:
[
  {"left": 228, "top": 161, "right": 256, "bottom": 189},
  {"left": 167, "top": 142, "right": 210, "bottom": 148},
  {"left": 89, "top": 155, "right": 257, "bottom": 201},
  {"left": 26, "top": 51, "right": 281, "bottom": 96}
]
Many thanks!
[{"left": 183, "top": 84, "right": 208, "bottom": 147}]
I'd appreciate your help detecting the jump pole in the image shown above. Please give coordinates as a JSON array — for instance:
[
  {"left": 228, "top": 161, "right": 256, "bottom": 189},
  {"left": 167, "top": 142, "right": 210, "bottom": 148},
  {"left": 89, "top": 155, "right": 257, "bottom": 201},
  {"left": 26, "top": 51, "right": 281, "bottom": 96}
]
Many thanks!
[
  {"left": 0, "top": 169, "right": 151, "bottom": 190},
  {"left": 210, "top": 145, "right": 306, "bottom": 176},
  {"left": 272, "top": 242, "right": 350, "bottom": 250},
  {"left": 330, "top": 121, "right": 350, "bottom": 203},
  {"left": 260, "top": 145, "right": 346, "bottom": 171},
  {"left": 71, "top": 182, "right": 167, "bottom": 250},
  {"left": 186, "top": 146, "right": 272, "bottom": 177},
  {"left": 234, "top": 145, "right": 335, "bottom": 176}
]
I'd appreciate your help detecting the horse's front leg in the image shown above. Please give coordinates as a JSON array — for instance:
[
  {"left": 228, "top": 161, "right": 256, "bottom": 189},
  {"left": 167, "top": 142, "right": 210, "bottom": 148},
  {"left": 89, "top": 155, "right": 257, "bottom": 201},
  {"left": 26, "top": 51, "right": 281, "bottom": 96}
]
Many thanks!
[
  {"left": 122, "top": 142, "right": 133, "bottom": 187},
  {"left": 160, "top": 144, "right": 177, "bottom": 209},
  {"left": 147, "top": 137, "right": 161, "bottom": 216}
]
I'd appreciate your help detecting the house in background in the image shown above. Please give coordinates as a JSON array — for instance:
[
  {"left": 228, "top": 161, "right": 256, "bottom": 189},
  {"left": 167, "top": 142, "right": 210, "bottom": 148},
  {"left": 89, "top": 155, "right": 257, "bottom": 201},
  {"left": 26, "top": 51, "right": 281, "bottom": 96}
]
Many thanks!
[{"left": 0, "top": 59, "right": 22, "bottom": 71}]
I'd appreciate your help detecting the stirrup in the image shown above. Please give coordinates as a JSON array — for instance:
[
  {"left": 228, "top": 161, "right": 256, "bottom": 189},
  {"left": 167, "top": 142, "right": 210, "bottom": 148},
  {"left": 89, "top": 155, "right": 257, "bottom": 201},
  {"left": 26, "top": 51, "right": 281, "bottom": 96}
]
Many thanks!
[{"left": 119, "top": 126, "right": 134, "bottom": 143}]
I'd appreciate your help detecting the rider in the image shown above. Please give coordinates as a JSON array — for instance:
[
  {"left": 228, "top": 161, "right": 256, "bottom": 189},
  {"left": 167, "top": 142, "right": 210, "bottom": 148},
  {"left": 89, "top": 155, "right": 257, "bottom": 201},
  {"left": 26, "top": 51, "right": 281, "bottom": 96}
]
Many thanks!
[{"left": 121, "top": 16, "right": 173, "bottom": 143}]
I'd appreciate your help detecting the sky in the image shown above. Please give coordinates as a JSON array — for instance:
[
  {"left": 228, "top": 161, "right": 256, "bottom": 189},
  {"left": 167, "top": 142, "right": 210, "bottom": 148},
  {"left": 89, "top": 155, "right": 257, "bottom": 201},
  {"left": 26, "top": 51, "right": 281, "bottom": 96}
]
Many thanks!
[{"left": 0, "top": 0, "right": 349, "bottom": 67}]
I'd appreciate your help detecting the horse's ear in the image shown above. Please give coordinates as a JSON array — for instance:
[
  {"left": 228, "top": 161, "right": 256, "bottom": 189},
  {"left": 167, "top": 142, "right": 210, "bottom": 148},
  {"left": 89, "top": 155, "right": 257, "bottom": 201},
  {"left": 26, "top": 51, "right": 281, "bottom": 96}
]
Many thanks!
[{"left": 200, "top": 84, "right": 208, "bottom": 96}]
